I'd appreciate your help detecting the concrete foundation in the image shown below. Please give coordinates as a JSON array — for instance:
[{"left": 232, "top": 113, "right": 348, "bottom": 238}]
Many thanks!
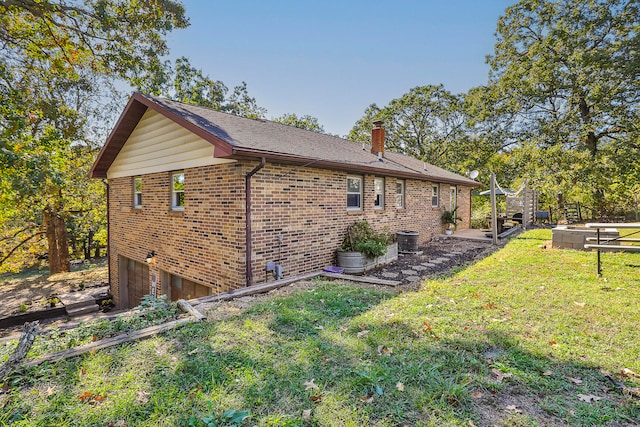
[{"left": 551, "top": 226, "right": 619, "bottom": 250}]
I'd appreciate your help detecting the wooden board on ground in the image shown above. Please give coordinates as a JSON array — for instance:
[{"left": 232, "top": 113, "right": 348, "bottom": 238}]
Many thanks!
[
  {"left": 24, "top": 317, "right": 194, "bottom": 367},
  {"left": 321, "top": 272, "right": 401, "bottom": 287}
]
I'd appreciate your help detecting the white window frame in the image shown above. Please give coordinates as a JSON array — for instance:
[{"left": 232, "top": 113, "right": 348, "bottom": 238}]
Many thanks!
[
  {"left": 374, "top": 177, "right": 385, "bottom": 210},
  {"left": 346, "top": 176, "right": 363, "bottom": 211},
  {"left": 396, "top": 180, "right": 405, "bottom": 209},
  {"left": 450, "top": 187, "right": 457, "bottom": 211},
  {"left": 432, "top": 184, "right": 439, "bottom": 208},
  {"left": 133, "top": 176, "right": 142, "bottom": 208},
  {"left": 171, "top": 171, "right": 185, "bottom": 211}
]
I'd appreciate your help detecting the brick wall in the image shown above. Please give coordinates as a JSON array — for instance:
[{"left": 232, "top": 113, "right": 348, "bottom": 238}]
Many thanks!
[{"left": 107, "top": 159, "right": 472, "bottom": 306}]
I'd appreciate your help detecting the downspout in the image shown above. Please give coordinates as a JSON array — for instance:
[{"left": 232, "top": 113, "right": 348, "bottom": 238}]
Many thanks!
[
  {"left": 102, "top": 179, "right": 111, "bottom": 295},
  {"left": 245, "top": 157, "right": 266, "bottom": 287}
]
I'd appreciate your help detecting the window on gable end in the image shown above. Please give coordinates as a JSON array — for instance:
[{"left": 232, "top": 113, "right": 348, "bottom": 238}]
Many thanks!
[
  {"left": 171, "top": 171, "right": 185, "bottom": 211},
  {"left": 133, "top": 176, "right": 142, "bottom": 208}
]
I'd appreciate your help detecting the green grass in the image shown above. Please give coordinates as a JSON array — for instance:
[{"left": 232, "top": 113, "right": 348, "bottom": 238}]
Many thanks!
[{"left": 1, "top": 230, "right": 639, "bottom": 426}]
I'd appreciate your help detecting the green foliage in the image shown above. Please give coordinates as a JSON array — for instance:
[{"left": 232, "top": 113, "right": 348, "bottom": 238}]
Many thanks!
[
  {"left": 1, "top": 246, "right": 640, "bottom": 425},
  {"left": 273, "top": 113, "right": 325, "bottom": 133},
  {"left": 441, "top": 207, "right": 462, "bottom": 227},
  {"left": 478, "top": 0, "right": 640, "bottom": 215},
  {"left": 0, "top": 0, "right": 188, "bottom": 271},
  {"left": 348, "top": 85, "right": 469, "bottom": 171},
  {"left": 189, "top": 404, "right": 250, "bottom": 427},
  {"left": 341, "top": 220, "right": 389, "bottom": 258},
  {"left": 134, "top": 57, "right": 266, "bottom": 119}
]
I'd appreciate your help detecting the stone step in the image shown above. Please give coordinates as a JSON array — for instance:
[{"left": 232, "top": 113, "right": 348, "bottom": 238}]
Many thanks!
[{"left": 66, "top": 304, "right": 100, "bottom": 317}]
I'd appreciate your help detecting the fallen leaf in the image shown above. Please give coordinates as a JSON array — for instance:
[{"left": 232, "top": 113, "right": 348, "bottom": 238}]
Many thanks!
[
  {"left": 302, "top": 409, "right": 312, "bottom": 420},
  {"left": 304, "top": 379, "right": 319, "bottom": 391},
  {"left": 377, "top": 345, "right": 393, "bottom": 356},
  {"left": 93, "top": 394, "right": 105, "bottom": 402},
  {"left": 621, "top": 368, "right": 639, "bottom": 378},
  {"left": 423, "top": 322, "right": 432, "bottom": 331},
  {"left": 472, "top": 293, "right": 479, "bottom": 298},
  {"left": 396, "top": 382, "right": 405, "bottom": 391},
  {"left": 491, "top": 368, "right": 513, "bottom": 383},
  {"left": 79, "top": 391, "right": 93, "bottom": 402},
  {"left": 484, "top": 302, "right": 496, "bottom": 309},
  {"left": 542, "top": 370, "right": 554, "bottom": 376},
  {"left": 314, "top": 325, "right": 324, "bottom": 330},
  {"left": 359, "top": 395, "right": 374, "bottom": 403},
  {"left": 471, "top": 392, "right": 484, "bottom": 399},
  {"left": 136, "top": 390, "right": 150, "bottom": 404},
  {"left": 577, "top": 394, "right": 602, "bottom": 403},
  {"left": 505, "top": 404, "right": 522, "bottom": 413},
  {"left": 573, "top": 301, "right": 586, "bottom": 307},
  {"left": 549, "top": 339, "right": 557, "bottom": 345},
  {"left": 569, "top": 377, "right": 583, "bottom": 385},
  {"left": 357, "top": 330, "right": 369, "bottom": 338},
  {"left": 309, "top": 393, "right": 323, "bottom": 402},
  {"left": 188, "top": 348, "right": 199, "bottom": 355}
]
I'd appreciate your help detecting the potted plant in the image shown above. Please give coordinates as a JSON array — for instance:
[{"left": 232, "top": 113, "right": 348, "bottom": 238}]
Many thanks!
[
  {"left": 337, "top": 220, "right": 397, "bottom": 274},
  {"left": 441, "top": 207, "right": 462, "bottom": 235}
]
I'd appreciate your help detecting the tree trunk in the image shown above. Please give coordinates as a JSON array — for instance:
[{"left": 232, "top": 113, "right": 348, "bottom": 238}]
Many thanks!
[{"left": 44, "top": 210, "right": 70, "bottom": 274}]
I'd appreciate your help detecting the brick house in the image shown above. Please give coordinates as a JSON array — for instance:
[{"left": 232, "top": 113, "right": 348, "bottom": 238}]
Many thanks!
[{"left": 90, "top": 93, "right": 481, "bottom": 308}]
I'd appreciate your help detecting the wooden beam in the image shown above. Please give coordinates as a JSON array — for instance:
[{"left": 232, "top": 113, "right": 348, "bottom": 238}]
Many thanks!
[
  {"left": 177, "top": 299, "right": 206, "bottom": 321},
  {"left": 190, "top": 272, "right": 323, "bottom": 306},
  {"left": 320, "top": 273, "right": 400, "bottom": 287},
  {"left": 584, "top": 244, "right": 640, "bottom": 251},
  {"left": 24, "top": 317, "right": 194, "bottom": 367}
]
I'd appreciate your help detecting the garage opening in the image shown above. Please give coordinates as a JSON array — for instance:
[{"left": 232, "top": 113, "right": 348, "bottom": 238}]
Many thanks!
[
  {"left": 163, "top": 273, "right": 212, "bottom": 301},
  {"left": 124, "top": 258, "right": 149, "bottom": 308}
]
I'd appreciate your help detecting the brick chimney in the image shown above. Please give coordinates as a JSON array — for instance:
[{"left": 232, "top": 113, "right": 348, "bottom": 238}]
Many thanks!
[{"left": 371, "top": 120, "right": 385, "bottom": 157}]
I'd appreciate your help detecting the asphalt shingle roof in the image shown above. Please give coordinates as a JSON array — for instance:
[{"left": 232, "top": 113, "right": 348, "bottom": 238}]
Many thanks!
[{"left": 91, "top": 93, "right": 481, "bottom": 187}]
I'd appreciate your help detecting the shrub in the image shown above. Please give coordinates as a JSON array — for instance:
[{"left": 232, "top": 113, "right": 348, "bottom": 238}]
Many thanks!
[{"left": 340, "top": 220, "right": 389, "bottom": 258}]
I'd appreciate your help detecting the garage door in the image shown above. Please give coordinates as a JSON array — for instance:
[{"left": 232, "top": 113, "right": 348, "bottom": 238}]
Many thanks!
[
  {"left": 126, "top": 258, "right": 149, "bottom": 308},
  {"left": 169, "top": 274, "right": 211, "bottom": 301}
]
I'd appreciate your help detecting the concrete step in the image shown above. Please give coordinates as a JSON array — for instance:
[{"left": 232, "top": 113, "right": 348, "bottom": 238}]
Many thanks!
[{"left": 66, "top": 304, "right": 100, "bottom": 317}]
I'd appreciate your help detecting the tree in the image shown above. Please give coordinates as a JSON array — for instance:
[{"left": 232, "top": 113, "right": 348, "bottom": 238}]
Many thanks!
[
  {"left": 483, "top": 0, "right": 640, "bottom": 214},
  {"left": 273, "top": 113, "right": 325, "bottom": 133},
  {"left": 134, "top": 57, "right": 266, "bottom": 119},
  {"left": 0, "top": 0, "right": 188, "bottom": 273},
  {"left": 348, "top": 85, "right": 469, "bottom": 171}
]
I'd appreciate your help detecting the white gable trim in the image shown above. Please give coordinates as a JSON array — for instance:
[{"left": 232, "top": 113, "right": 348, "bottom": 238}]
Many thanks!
[{"left": 107, "top": 109, "right": 235, "bottom": 179}]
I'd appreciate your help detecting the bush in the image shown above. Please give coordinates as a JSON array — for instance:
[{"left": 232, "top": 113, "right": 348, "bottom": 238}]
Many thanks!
[{"left": 341, "top": 220, "right": 389, "bottom": 258}]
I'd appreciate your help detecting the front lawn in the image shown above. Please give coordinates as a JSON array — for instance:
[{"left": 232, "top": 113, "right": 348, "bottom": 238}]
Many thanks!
[{"left": 1, "top": 230, "right": 639, "bottom": 426}]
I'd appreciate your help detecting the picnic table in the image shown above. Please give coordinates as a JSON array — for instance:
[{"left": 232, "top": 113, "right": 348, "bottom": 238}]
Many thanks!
[{"left": 584, "top": 223, "right": 640, "bottom": 275}]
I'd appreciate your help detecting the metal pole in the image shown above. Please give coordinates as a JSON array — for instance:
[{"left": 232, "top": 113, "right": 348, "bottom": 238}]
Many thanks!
[
  {"left": 597, "top": 228, "right": 601, "bottom": 276},
  {"left": 490, "top": 173, "right": 498, "bottom": 245}
]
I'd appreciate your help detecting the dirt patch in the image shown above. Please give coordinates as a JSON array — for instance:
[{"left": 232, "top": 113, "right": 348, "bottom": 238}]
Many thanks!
[
  {"left": 364, "top": 236, "right": 501, "bottom": 288},
  {"left": 200, "top": 236, "right": 507, "bottom": 320},
  {"left": 0, "top": 258, "right": 108, "bottom": 318}
]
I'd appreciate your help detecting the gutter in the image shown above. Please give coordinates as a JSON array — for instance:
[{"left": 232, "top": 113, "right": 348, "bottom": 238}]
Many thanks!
[{"left": 245, "top": 157, "right": 266, "bottom": 287}]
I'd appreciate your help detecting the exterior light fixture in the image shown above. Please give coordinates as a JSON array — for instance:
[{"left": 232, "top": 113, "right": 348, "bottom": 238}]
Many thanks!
[{"left": 145, "top": 251, "right": 156, "bottom": 264}]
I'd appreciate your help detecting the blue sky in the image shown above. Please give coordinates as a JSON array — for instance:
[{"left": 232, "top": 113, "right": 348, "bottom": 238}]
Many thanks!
[{"left": 165, "top": 1, "right": 516, "bottom": 136}]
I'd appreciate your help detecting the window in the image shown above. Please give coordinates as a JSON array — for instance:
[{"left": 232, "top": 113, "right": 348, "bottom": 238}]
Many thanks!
[
  {"left": 450, "top": 187, "right": 457, "bottom": 211},
  {"left": 346, "top": 176, "right": 362, "bottom": 210},
  {"left": 432, "top": 184, "right": 439, "bottom": 207},
  {"left": 374, "top": 177, "right": 384, "bottom": 209},
  {"left": 396, "top": 180, "right": 405, "bottom": 209},
  {"left": 171, "top": 171, "right": 185, "bottom": 210},
  {"left": 133, "top": 177, "right": 142, "bottom": 208}
]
